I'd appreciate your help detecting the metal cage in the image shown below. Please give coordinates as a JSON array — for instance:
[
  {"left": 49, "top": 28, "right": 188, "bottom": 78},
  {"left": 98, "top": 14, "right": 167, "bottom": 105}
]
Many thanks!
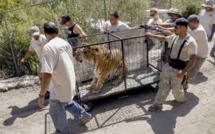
[{"left": 68, "top": 28, "right": 163, "bottom": 103}]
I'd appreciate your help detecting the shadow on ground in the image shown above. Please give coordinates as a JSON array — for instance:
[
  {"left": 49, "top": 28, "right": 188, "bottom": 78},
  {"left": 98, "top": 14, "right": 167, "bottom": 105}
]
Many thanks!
[
  {"left": 3, "top": 98, "right": 48, "bottom": 126},
  {"left": 65, "top": 88, "right": 199, "bottom": 134},
  {"left": 125, "top": 91, "right": 199, "bottom": 134}
]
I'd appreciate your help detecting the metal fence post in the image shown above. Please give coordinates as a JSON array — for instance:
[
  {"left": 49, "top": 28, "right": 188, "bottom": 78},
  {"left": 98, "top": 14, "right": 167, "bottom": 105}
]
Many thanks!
[
  {"left": 169, "top": 0, "right": 172, "bottom": 8},
  {"left": 3, "top": 13, "right": 20, "bottom": 76},
  {"left": 103, "top": 0, "right": 107, "bottom": 21}
]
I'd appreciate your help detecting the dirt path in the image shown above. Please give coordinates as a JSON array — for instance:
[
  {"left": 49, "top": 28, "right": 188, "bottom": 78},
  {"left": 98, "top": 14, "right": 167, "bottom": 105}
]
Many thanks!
[{"left": 1, "top": 43, "right": 215, "bottom": 134}]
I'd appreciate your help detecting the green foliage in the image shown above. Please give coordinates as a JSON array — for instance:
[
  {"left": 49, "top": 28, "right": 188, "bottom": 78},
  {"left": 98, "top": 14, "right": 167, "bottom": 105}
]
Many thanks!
[
  {"left": 182, "top": 4, "right": 201, "bottom": 19},
  {"left": 0, "top": 0, "right": 206, "bottom": 78}
]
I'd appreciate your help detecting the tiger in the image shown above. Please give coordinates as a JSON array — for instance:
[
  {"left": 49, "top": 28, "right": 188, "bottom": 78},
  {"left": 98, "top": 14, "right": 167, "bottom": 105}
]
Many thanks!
[{"left": 75, "top": 44, "right": 128, "bottom": 94}]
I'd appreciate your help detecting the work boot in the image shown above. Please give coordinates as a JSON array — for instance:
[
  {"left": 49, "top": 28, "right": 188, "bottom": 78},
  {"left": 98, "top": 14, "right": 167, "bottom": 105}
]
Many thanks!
[
  {"left": 148, "top": 104, "right": 162, "bottom": 112},
  {"left": 79, "top": 114, "right": 93, "bottom": 126},
  {"left": 170, "top": 100, "right": 186, "bottom": 106}
]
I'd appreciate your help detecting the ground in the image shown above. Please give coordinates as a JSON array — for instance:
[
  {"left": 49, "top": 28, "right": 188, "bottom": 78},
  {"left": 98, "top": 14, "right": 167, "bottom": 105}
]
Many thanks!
[{"left": 1, "top": 41, "right": 215, "bottom": 134}]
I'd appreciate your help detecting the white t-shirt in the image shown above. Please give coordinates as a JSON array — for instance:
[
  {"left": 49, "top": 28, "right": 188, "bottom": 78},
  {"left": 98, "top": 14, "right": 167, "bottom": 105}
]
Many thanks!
[
  {"left": 166, "top": 34, "right": 197, "bottom": 61},
  {"left": 29, "top": 34, "right": 47, "bottom": 62},
  {"left": 199, "top": 10, "right": 215, "bottom": 36},
  {"left": 41, "top": 37, "right": 76, "bottom": 103},
  {"left": 147, "top": 18, "right": 163, "bottom": 44},
  {"left": 189, "top": 24, "right": 209, "bottom": 58},
  {"left": 147, "top": 18, "right": 163, "bottom": 25},
  {"left": 103, "top": 21, "right": 130, "bottom": 33}
]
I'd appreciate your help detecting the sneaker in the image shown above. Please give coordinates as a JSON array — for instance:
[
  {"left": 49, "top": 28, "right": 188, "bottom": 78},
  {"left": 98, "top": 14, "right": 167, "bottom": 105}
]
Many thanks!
[
  {"left": 148, "top": 104, "right": 162, "bottom": 112},
  {"left": 170, "top": 100, "right": 186, "bottom": 106},
  {"left": 79, "top": 114, "right": 93, "bottom": 126}
]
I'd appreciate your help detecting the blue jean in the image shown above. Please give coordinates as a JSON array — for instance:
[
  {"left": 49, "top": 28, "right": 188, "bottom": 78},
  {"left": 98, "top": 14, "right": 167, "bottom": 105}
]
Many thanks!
[{"left": 49, "top": 99, "right": 90, "bottom": 134}]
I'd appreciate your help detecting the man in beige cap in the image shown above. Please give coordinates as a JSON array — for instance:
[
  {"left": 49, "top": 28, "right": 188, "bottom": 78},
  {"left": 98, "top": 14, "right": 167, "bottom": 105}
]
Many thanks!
[
  {"left": 20, "top": 26, "right": 49, "bottom": 98},
  {"left": 199, "top": 0, "right": 215, "bottom": 56}
]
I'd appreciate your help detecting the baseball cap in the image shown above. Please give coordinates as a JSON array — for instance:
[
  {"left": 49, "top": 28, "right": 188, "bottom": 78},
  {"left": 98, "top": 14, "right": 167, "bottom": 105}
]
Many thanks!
[
  {"left": 60, "top": 14, "right": 72, "bottom": 25},
  {"left": 202, "top": 0, "right": 215, "bottom": 8},
  {"left": 175, "top": 18, "right": 189, "bottom": 26},
  {"left": 187, "top": 15, "right": 199, "bottom": 23},
  {"left": 29, "top": 26, "right": 40, "bottom": 36},
  {"left": 150, "top": 8, "right": 158, "bottom": 13}
]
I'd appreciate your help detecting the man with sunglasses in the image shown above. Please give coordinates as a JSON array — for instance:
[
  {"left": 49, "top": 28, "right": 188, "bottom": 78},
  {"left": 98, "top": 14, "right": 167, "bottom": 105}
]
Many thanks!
[
  {"left": 146, "top": 18, "right": 197, "bottom": 112},
  {"left": 61, "top": 14, "right": 86, "bottom": 54},
  {"left": 146, "top": 8, "right": 163, "bottom": 50}
]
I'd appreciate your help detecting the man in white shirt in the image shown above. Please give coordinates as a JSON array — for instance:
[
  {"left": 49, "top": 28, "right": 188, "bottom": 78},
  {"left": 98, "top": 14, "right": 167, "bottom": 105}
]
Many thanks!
[
  {"left": 147, "top": 8, "right": 163, "bottom": 26},
  {"left": 102, "top": 11, "right": 131, "bottom": 33},
  {"left": 198, "top": 0, "right": 215, "bottom": 56},
  {"left": 182, "top": 15, "right": 209, "bottom": 89},
  {"left": 38, "top": 22, "right": 92, "bottom": 134},
  {"left": 20, "top": 26, "right": 49, "bottom": 98},
  {"left": 147, "top": 8, "right": 163, "bottom": 50},
  {"left": 20, "top": 26, "right": 47, "bottom": 77},
  {"left": 146, "top": 18, "right": 197, "bottom": 112}
]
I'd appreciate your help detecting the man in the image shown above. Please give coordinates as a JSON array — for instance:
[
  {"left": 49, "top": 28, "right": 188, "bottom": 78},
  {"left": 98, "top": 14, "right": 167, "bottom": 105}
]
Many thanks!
[
  {"left": 147, "top": 8, "right": 163, "bottom": 26},
  {"left": 20, "top": 26, "right": 49, "bottom": 99},
  {"left": 147, "top": 8, "right": 163, "bottom": 50},
  {"left": 198, "top": 0, "right": 215, "bottom": 56},
  {"left": 146, "top": 18, "right": 197, "bottom": 112},
  {"left": 156, "top": 8, "right": 181, "bottom": 63},
  {"left": 158, "top": 8, "right": 181, "bottom": 28},
  {"left": 182, "top": 15, "right": 209, "bottom": 89},
  {"left": 60, "top": 14, "right": 86, "bottom": 53},
  {"left": 38, "top": 22, "right": 92, "bottom": 134},
  {"left": 102, "top": 11, "right": 131, "bottom": 33}
]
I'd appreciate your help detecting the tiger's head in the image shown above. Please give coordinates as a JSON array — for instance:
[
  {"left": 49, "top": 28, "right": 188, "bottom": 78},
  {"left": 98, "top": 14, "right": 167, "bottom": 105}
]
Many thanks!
[{"left": 75, "top": 43, "right": 105, "bottom": 62}]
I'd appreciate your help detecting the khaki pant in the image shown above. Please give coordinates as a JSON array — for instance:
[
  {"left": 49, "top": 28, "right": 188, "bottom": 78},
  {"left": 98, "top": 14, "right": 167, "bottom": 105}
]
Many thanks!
[
  {"left": 154, "top": 64, "right": 186, "bottom": 105},
  {"left": 187, "top": 57, "right": 206, "bottom": 81}
]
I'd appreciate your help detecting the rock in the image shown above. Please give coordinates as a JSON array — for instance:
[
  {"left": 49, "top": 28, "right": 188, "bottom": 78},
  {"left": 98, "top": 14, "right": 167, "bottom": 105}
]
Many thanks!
[
  {"left": 0, "top": 75, "right": 40, "bottom": 92},
  {"left": 0, "top": 83, "right": 8, "bottom": 92}
]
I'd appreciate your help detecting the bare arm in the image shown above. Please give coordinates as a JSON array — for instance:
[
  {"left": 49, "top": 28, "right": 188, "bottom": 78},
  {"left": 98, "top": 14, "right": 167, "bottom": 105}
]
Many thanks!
[
  {"left": 74, "top": 24, "right": 87, "bottom": 37},
  {"left": 38, "top": 73, "right": 52, "bottom": 108},
  {"left": 40, "top": 73, "right": 52, "bottom": 96},
  {"left": 20, "top": 48, "right": 34, "bottom": 65},
  {"left": 145, "top": 32, "right": 167, "bottom": 42},
  {"left": 176, "top": 54, "right": 196, "bottom": 79},
  {"left": 158, "top": 23, "right": 175, "bottom": 28},
  {"left": 182, "top": 54, "right": 196, "bottom": 74}
]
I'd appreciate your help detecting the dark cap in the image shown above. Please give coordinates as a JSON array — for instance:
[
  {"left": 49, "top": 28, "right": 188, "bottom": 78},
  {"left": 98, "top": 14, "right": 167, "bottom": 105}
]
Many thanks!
[
  {"left": 175, "top": 18, "right": 189, "bottom": 26},
  {"left": 187, "top": 14, "right": 199, "bottom": 23},
  {"left": 44, "top": 22, "right": 59, "bottom": 34},
  {"left": 110, "top": 11, "right": 119, "bottom": 18},
  {"left": 60, "top": 14, "right": 72, "bottom": 25}
]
